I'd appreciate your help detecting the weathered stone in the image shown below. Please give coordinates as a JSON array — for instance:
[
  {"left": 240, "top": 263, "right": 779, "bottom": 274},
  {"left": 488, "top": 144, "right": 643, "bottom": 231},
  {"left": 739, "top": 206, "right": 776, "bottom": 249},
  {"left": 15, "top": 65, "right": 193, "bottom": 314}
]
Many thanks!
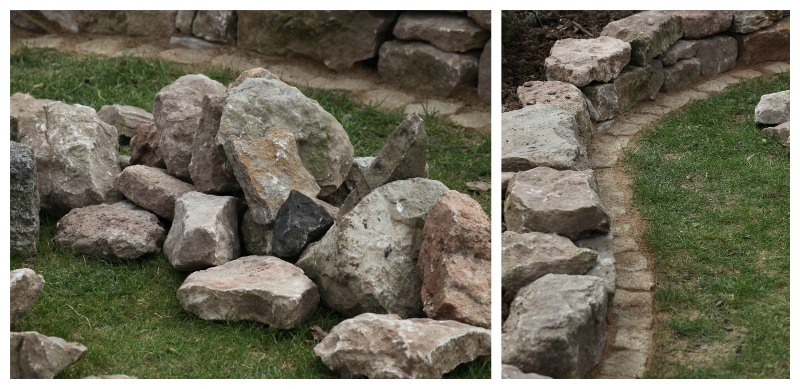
[
  {"left": 501, "top": 105, "right": 587, "bottom": 172},
  {"left": 192, "top": 11, "right": 237, "bottom": 44},
  {"left": 762, "top": 121, "right": 790, "bottom": 149},
  {"left": 659, "top": 39, "right": 699, "bottom": 66},
  {"left": 517, "top": 80, "right": 594, "bottom": 147},
  {"left": 26, "top": 11, "right": 176, "bottom": 36},
  {"left": 468, "top": 11, "right": 491, "bottom": 31},
  {"left": 129, "top": 123, "right": 165, "bottom": 168},
  {"left": 223, "top": 130, "right": 320, "bottom": 225},
  {"left": 219, "top": 77, "right": 353, "bottom": 196},
  {"left": 315, "top": 313, "right": 490, "bottom": 378},
  {"left": 502, "top": 231, "right": 598, "bottom": 303},
  {"left": 502, "top": 274, "right": 608, "bottom": 378},
  {"left": 393, "top": 12, "right": 489, "bottom": 52},
  {"left": 17, "top": 101, "right": 120, "bottom": 215},
  {"left": 321, "top": 156, "right": 375, "bottom": 207},
  {"left": 502, "top": 364, "right": 552, "bottom": 379},
  {"left": 670, "top": 11, "right": 733, "bottom": 39},
  {"left": 297, "top": 178, "right": 448, "bottom": 318},
  {"left": 153, "top": 74, "right": 226, "bottom": 180},
  {"left": 97, "top": 104, "right": 153, "bottom": 139},
  {"left": 10, "top": 142, "right": 40, "bottom": 258},
  {"left": 177, "top": 256, "right": 318, "bottom": 329},
  {"left": 340, "top": 113, "right": 428, "bottom": 214},
  {"left": 54, "top": 203, "right": 165, "bottom": 260},
  {"left": 736, "top": 18, "right": 790, "bottom": 65},
  {"left": 113, "top": 165, "right": 195, "bottom": 220},
  {"left": 272, "top": 190, "right": 334, "bottom": 259},
  {"left": 11, "top": 332, "right": 87, "bottom": 379},
  {"left": 575, "top": 232, "right": 617, "bottom": 297},
  {"left": 10, "top": 269, "right": 45, "bottom": 325},
  {"left": 729, "top": 11, "right": 785, "bottom": 34},
  {"left": 614, "top": 60, "right": 664, "bottom": 113},
  {"left": 163, "top": 191, "right": 241, "bottom": 272},
  {"left": 694, "top": 35, "right": 737, "bottom": 76},
  {"left": 601, "top": 11, "right": 683, "bottom": 66},
  {"left": 661, "top": 58, "right": 701, "bottom": 92},
  {"left": 10, "top": 93, "right": 54, "bottom": 142},
  {"left": 418, "top": 191, "right": 490, "bottom": 328},
  {"left": 226, "top": 67, "right": 279, "bottom": 91},
  {"left": 237, "top": 11, "right": 396, "bottom": 70},
  {"left": 188, "top": 94, "right": 239, "bottom": 193},
  {"left": 240, "top": 209, "right": 274, "bottom": 255},
  {"left": 545, "top": 36, "right": 631, "bottom": 87},
  {"left": 175, "top": 10, "right": 195, "bottom": 34},
  {"left": 582, "top": 83, "right": 619, "bottom": 122},
  {"left": 378, "top": 41, "right": 479, "bottom": 96},
  {"left": 504, "top": 167, "right": 609, "bottom": 239},
  {"left": 755, "top": 90, "right": 790, "bottom": 126},
  {"left": 478, "top": 40, "right": 491, "bottom": 103},
  {"left": 118, "top": 155, "right": 131, "bottom": 169},
  {"left": 501, "top": 172, "right": 515, "bottom": 197}
]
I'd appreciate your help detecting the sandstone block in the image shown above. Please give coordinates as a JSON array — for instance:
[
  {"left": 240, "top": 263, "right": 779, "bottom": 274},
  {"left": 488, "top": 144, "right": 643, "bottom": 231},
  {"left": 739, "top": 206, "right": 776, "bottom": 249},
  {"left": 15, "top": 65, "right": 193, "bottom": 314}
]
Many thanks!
[
  {"left": 694, "top": 35, "right": 737, "bottom": 76},
  {"left": 114, "top": 165, "right": 195, "bottom": 220},
  {"left": 670, "top": 11, "right": 733, "bottom": 39},
  {"left": 501, "top": 105, "right": 587, "bottom": 172},
  {"left": 188, "top": 94, "right": 240, "bottom": 193},
  {"left": 97, "top": 104, "right": 153, "bottom": 138},
  {"left": 601, "top": 11, "right": 683, "bottom": 66},
  {"left": 736, "top": 18, "right": 789, "bottom": 65},
  {"left": 755, "top": 90, "right": 790, "bottom": 126},
  {"left": 614, "top": 60, "right": 664, "bottom": 113},
  {"left": 192, "top": 11, "right": 237, "bottom": 44},
  {"left": 661, "top": 58, "right": 701, "bottom": 92},
  {"left": 730, "top": 11, "right": 785, "bottom": 34},
  {"left": 378, "top": 41, "right": 479, "bottom": 96},
  {"left": 517, "top": 80, "right": 594, "bottom": 147},
  {"left": 10, "top": 268, "right": 45, "bottom": 325},
  {"left": 393, "top": 12, "right": 489, "bottom": 52},
  {"left": 582, "top": 83, "right": 619, "bottom": 122},
  {"left": 544, "top": 36, "right": 631, "bottom": 87}
]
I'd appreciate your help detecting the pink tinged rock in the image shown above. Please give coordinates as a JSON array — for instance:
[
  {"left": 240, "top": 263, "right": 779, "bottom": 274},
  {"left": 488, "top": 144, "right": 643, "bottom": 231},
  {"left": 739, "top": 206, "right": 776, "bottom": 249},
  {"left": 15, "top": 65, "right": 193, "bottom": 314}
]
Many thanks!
[
  {"left": 153, "top": 74, "right": 226, "bottom": 181},
  {"left": 130, "top": 123, "right": 165, "bottom": 168},
  {"left": 502, "top": 274, "right": 608, "bottom": 378},
  {"left": 417, "top": 190, "right": 491, "bottom": 328},
  {"left": 176, "top": 256, "right": 319, "bottom": 329},
  {"left": 544, "top": 36, "right": 631, "bottom": 87},
  {"left": 188, "top": 94, "right": 240, "bottom": 193},
  {"left": 296, "top": 178, "right": 449, "bottom": 318},
  {"left": 97, "top": 104, "right": 154, "bottom": 138},
  {"left": 163, "top": 191, "right": 242, "bottom": 272},
  {"left": 601, "top": 11, "right": 683, "bottom": 66},
  {"left": 10, "top": 331, "right": 87, "bottom": 379},
  {"left": 613, "top": 59, "right": 665, "bottom": 113},
  {"left": 113, "top": 165, "right": 195, "bottom": 220},
  {"left": 659, "top": 39, "right": 699, "bottom": 66},
  {"left": 504, "top": 166, "right": 609, "bottom": 240},
  {"left": 378, "top": 40, "right": 479, "bottom": 96},
  {"left": 314, "top": 313, "right": 491, "bottom": 378},
  {"left": 661, "top": 58, "right": 701, "bottom": 92},
  {"left": 669, "top": 11, "right": 732, "bottom": 39},
  {"left": 735, "top": 18, "right": 789, "bottom": 65},
  {"left": 694, "top": 35, "right": 737, "bottom": 76},
  {"left": 501, "top": 104, "right": 587, "bottom": 172},
  {"left": 54, "top": 202, "right": 165, "bottom": 260},
  {"left": 755, "top": 90, "right": 790, "bottom": 126},
  {"left": 393, "top": 12, "right": 489, "bottom": 52},
  {"left": 517, "top": 80, "right": 594, "bottom": 147},
  {"left": 729, "top": 11, "right": 785, "bottom": 34},
  {"left": 10, "top": 268, "right": 45, "bottom": 325}
]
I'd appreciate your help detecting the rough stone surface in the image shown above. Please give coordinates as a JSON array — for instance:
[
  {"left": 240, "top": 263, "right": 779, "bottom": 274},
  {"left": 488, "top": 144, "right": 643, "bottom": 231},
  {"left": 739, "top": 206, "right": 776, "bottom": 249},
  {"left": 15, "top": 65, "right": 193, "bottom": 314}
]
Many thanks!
[
  {"left": 582, "top": 83, "right": 619, "bottom": 122},
  {"left": 729, "top": 11, "right": 785, "bottom": 34},
  {"left": 10, "top": 141, "right": 40, "bottom": 258},
  {"left": 468, "top": 11, "right": 491, "bottom": 31},
  {"left": 315, "top": 313, "right": 490, "bottom": 378},
  {"left": 501, "top": 231, "right": 597, "bottom": 304},
  {"left": 10, "top": 331, "right": 87, "bottom": 379},
  {"left": 393, "top": 12, "right": 489, "bottom": 52},
  {"left": 297, "top": 178, "right": 448, "bottom": 318},
  {"left": 188, "top": 94, "right": 239, "bottom": 193},
  {"left": 163, "top": 192, "right": 241, "bottom": 272},
  {"left": 113, "top": 165, "right": 195, "bottom": 220},
  {"left": 501, "top": 105, "right": 587, "bottom": 172},
  {"left": 694, "top": 35, "right": 738, "bottom": 76},
  {"left": 192, "top": 11, "right": 237, "bottom": 44},
  {"left": 575, "top": 232, "right": 617, "bottom": 297},
  {"left": 223, "top": 130, "right": 320, "bottom": 225},
  {"left": 272, "top": 190, "right": 334, "bottom": 259},
  {"left": 517, "top": 80, "right": 594, "bottom": 147},
  {"left": 17, "top": 101, "right": 120, "bottom": 215},
  {"left": 614, "top": 60, "right": 665, "bottom": 113},
  {"left": 177, "top": 256, "right": 318, "bottom": 329},
  {"left": 153, "top": 74, "right": 226, "bottom": 180},
  {"left": 240, "top": 209, "right": 274, "bottom": 255},
  {"left": 323, "top": 156, "right": 375, "bottom": 207},
  {"left": 502, "top": 364, "right": 552, "bottom": 379},
  {"left": 237, "top": 11, "right": 396, "bottom": 70},
  {"left": 175, "top": 10, "right": 195, "bottom": 34},
  {"left": 661, "top": 58, "right": 701, "bottom": 92},
  {"left": 545, "top": 36, "right": 631, "bottom": 87},
  {"left": 226, "top": 67, "right": 279, "bottom": 91},
  {"left": 670, "top": 11, "right": 733, "bottom": 39},
  {"left": 505, "top": 167, "right": 609, "bottom": 239},
  {"left": 762, "top": 121, "right": 790, "bottom": 149},
  {"left": 478, "top": 40, "right": 491, "bottom": 103},
  {"left": 10, "top": 93, "right": 54, "bottom": 142},
  {"left": 755, "top": 90, "right": 790, "bottom": 126},
  {"left": 130, "top": 123, "right": 165, "bottom": 168},
  {"left": 219, "top": 77, "right": 353, "bottom": 196},
  {"left": 340, "top": 113, "right": 428, "bottom": 214},
  {"left": 601, "top": 11, "right": 683, "bottom": 66},
  {"left": 10, "top": 268, "right": 45, "bottom": 325},
  {"left": 417, "top": 191, "right": 491, "bottom": 328},
  {"left": 378, "top": 41, "right": 479, "bottom": 96},
  {"left": 97, "top": 104, "right": 153, "bottom": 139},
  {"left": 659, "top": 39, "right": 699, "bottom": 66},
  {"left": 54, "top": 203, "right": 165, "bottom": 260},
  {"left": 736, "top": 18, "right": 790, "bottom": 65},
  {"left": 502, "top": 274, "right": 608, "bottom": 378}
]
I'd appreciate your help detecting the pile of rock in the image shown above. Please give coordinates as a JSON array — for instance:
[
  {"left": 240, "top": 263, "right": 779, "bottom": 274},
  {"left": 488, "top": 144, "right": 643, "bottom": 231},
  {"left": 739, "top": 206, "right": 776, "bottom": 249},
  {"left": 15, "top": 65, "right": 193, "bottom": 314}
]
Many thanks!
[
  {"left": 9, "top": 67, "right": 490, "bottom": 378},
  {"left": 755, "top": 90, "right": 790, "bottom": 150}
]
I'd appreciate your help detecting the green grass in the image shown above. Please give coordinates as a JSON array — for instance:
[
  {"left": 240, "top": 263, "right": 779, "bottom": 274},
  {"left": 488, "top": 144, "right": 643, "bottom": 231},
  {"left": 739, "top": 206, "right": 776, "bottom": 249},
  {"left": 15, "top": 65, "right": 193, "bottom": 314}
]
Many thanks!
[
  {"left": 625, "top": 73, "right": 789, "bottom": 378},
  {"left": 10, "top": 47, "right": 491, "bottom": 379}
]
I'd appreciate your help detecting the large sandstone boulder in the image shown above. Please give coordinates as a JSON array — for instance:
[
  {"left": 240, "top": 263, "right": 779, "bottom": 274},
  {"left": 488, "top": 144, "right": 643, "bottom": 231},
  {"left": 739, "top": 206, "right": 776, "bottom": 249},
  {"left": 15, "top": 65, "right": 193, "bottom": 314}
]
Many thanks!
[
  {"left": 669, "top": 11, "right": 733, "bottom": 39},
  {"left": 218, "top": 77, "right": 354, "bottom": 197},
  {"left": 188, "top": 94, "right": 240, "bottom": 193},
  {"left": 755, "top": 90, "right": 790, "bottom": 126},
  {"left": 417, "top": 191, "right": 491, "bottom": 328},
  {"left": 694, "top": 35, "right": 738, "bottom": 76},
  {"left": 297, "top": 178, "right": 448, "bottom": 318},
  {"left": 97, "top": 104, "right": 153, "bottom": 139},
  {"left": 54, "top": 202, "right": 165, "bottom": 260},
  {"left": 10, "top": 331, "right": 87, "bottom": 379},
  {"left": 130, "top": 123, "right": 165, "bottom": 168},
  {"left": 177, "top": 256, "right": 319, "bottom": 329},
  {"left": 544, "top": 36, "right": 631, "bottom": 87},
  {"left": 153, "top": 74, "right": 226, "bottom": 180},
  {"left": 10, "top": 268, "right": 45, "bottom": 325},
  {"left": 272, "top": 190, "right": 334, "bottom": 259},
  {"left": 729, "top": 11, "right": 785, "bottom": 34},
  {"left": 192, "top": 11, "right": 237, "bottom": 44},
  {"left": 378, "top": 41, "right": 479, "bottom": 96},
  {"left": 315, "top": 313, "right": 490, "bottom": 378},
  {"left": 393, "top": 12, "right": 489, "bottom": 52},
  {"left": 601, "top": 11, "right": 683, "bottom": 66},
  {"left": 517, "top": 81, "right": 594, "bottom": 147},
  {"left": 501, "top": 105, "right": 587, "bottom": 172},
  {"left": 502, "top": 274, "right": 608, "bottom": 378},
  {"left": 237, "top": 11, "right": 396, "bottom": 70},
  {"left": 614, "top": 60, "right": 665, "bottom": 113},
  {"left": 736, "top": 18, "right": 789, "bottom": 65},
  {"left": 10, "top": 141, "right": 40, "bottom": 258},
  {"left": 163, "top": 192, "right": 241, "bottom": 271},
  {"left": 113, "top": 165, "right": 195, "bottom": 220},
  {"left": 504, "top": 167, "right": 609, "bottom": 239},
  {"left": 17, "top": 101, "right": 120, "bottom": 215}
]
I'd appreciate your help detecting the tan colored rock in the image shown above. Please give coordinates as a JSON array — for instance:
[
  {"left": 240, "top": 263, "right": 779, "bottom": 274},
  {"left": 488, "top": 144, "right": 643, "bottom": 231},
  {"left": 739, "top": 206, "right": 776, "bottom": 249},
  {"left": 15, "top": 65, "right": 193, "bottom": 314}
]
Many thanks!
[
  {"left": 10, "top": 331, "right": 87, "bottom": 379},
  {"left": 755, "top": 90, "right": 790, "bottom": 126},
  {"left": 10, "top": 93, "right": 54, "bottom": 142},
  {"left": 10, "top": 268, "right": 45, "bottom": 325},
  {"left": 545, "top": 36, "right": 631, "bottom": 87},
  {"left": 517, "top": 80, "right": 594, "bottom": 147},
  {"left": 501, "top": 105, "right": 587, "bottom": 172},
  {"left": 502, "top": 364, "right": 552, "bottom": 379},
  {"left": 113, "top": 165, "right": 195, "bottom": 220},
  {"left": 130, "top": 123, "right": 165, "bottom": 168},
  {"left": 393, "top": 12, "right": 489, "bottom": 52},
  {"left": 669, "top": 11, "right": 732, "bottom": 39},
  {"left": 601, "top": 11, "right": 683, "bottom": 66}
]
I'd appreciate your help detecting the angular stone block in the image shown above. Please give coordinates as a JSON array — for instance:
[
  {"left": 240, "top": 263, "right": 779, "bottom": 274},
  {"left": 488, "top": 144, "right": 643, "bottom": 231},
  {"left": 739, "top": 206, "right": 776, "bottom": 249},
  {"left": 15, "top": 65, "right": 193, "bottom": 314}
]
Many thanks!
[
  {"left": 393, "top": 12, "right": 489, "bottom": 52},
  {"left": 601, "top": 11, "right": 683, "bottom": 66},
  {"left": 544, "top": 36, "right": 631, "bottom": 87},
  {"left": 378, "top": 41, "right": 479, "bottom": 96},
  {"left": 501, "top": 105, "right": 587, "bottom": 172}
]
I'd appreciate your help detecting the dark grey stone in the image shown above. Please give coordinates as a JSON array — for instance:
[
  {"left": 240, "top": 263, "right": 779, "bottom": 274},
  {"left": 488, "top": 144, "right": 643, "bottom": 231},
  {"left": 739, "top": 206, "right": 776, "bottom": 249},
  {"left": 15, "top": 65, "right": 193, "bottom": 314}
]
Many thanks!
[
  {"left": 272, "top": 190, "right": 334, "bottom": 259},
  {"left": 10, "top": 141, "right": 40, "bottom": 258}
]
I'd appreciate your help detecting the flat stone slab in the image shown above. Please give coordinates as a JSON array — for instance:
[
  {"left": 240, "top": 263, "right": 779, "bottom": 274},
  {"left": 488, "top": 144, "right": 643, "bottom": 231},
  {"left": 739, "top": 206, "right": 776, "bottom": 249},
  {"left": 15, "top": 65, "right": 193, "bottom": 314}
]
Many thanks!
[
  {"left": 755, "top": 90, "right": 790, "bottom": 126},
  {"left": 669, "top": 11, "right": 732, "bottom": 39},
  {"left": 393, "top": 12, "right": 489, "bottom": 52},
  {"left": 545, "top": 36, "right": 631, "bottom": 87},
  {"left": 601, "top": 11, "right": 683, "bottom": 66},
  {"left": 501, "top": 105, "right": 587, "bottom": 172},
  {"left": 517, "top": 80, "right": 594, "bottom": 146},
  {"left": 730, "top": 11, "right": 785, "bottom": 34},
  {"left": 694, "top": 36, "right": 737, "bottom": 76}
]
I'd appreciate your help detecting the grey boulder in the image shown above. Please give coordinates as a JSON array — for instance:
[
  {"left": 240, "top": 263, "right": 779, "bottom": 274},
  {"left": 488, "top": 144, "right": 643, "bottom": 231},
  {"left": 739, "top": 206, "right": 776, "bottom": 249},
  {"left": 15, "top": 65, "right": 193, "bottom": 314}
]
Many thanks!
[
  {"left": 11, "top": 331, "right": 87, "bottom": 379},
  {"left": 10, "top": 141, "right": 40, "bottom": 258},
  {"left": 10, "top": 268, "right": 45, "bottom": 325},
  {"left": 755, "top": 90, "right": 790, "bottom": 126},
  {"left": 113, "top": 165, "right": 195, "bottom": 220},
  {"left": 501, "top": 105, "right": 587, "bottom": 172}
]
